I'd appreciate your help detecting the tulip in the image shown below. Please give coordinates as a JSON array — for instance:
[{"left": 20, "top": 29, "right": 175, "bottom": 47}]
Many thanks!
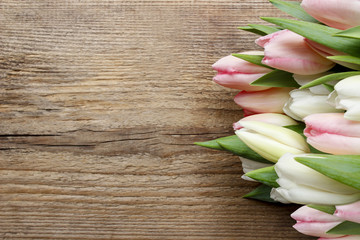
[
  {"left": 212, "top": 51, "right": 272, "bottom": 91},
  {"left": 328, "top": 76, "right": 360, "bottom": 121},
  {"left": 255, "top": 30, "right": 335, "bottom": 75},
  {"left": 233, "top": 113, "right": 298, "bottom": 130},
  {"left": 270, "top": 153, "right": 360, "bottom": 205},
  {"left": 234, "top": 87, "right": 293, "bottom": 114},
  {"left": 334, "top": 201, "right": 360, "bottom": 224},
  {"left": 293, "top": 73, "right": 338, "bottom": 95},
  {"left": 301, "top": 0, "right": 360, "bottom": 30},
  {"left": 291, "top": 205, "right": 344, "bottom": 238},
  {"left": 305, "top": 39, "right": 360, "bottom": 70},
  {"left": 235, "top": 121, "right": 309, "bottom": 163},
  {"left": 304, "top": 113, "right": 360, "bottom": 154},
  {"left": 239, "top": 157, "right": 273, "bottom": 181},
  {"left": 283, "top": 89, "right": 343, "bottom": 121}
]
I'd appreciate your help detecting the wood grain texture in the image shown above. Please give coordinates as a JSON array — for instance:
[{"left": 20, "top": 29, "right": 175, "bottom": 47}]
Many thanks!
[{"left": 0, "top": 0, "right": 314, "bottom": 239}]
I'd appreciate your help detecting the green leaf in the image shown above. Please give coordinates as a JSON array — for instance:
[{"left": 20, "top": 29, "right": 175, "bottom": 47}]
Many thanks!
[
  {"left": 307, "top": 204, "right": 336, "bottom": 214},
  {"left": 232, "top": 54, "right": 272, "bottom": 69},
  {"left": 238, "top": 24, "right": 280, "bottom": 36},
  {"left": 248, "top": 24, "right": 281, "bottom": 35},
  {"left": 284, "top": 123, "right": 305, "bottom": 136},
  {"left": 243, "top": 184, "right": 278, "bottom": 203},
  {"left": 261, "top": 17, "right": 360, "bottom": 57},
  {"left": 245, "top": 166, "right": 279, "bottom": 188},
  {"left": 328, "top": 55, "right": 360, "bottom": 66},
  {"left": 269, "top": 0, "right": 319, "bottom": 23},
  {"left": 194, "top": 139, "right": 224, "bottom": 150},
  {"left": 334, "top": 26, "right": 360, "bottom": 39},
  {"left": 327, "top": 221, "right": 360, "bottom": 235},
  {"left": 295, "top": 154, "right": 360, "bottom": 190},
  {"left": 238, "top": 26, "right": 268, "bottom": 36},
  {"left": 322, "top": 83, "right": 335, "bottom": 92},
  {"left": 300, "top": 71, "right": 360, "bottom": 89},
  {"left": 250, "top": 69, "right": 300, "bottom": 87},
  {"left": 216, "top": 135, "right": 272, "bottom": 164}
]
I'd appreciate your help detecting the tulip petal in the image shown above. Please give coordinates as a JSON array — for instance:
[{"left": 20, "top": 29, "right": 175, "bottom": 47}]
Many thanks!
[
  {"left": 306, "top": 132, "right": 360, "bottom": 155},
  {"left": 293, "top": 221, "right": 343, "bottom": 238},
  {"left": 239, "top": 121, "right": 309, "bottom": 152},
  {"left": 272, "top": 185, "right": 360, "bottom": 205},
  {"left": 335, "top": 201, "right": 360, "bottom": 224},
  {"left": 335, "top": 75, "right": 360, "bottom": 97},
  {"left": 276, "top": 154, "right": 359, "bottom": 194},
  {"left": 301, "top": 0, "right": 360, "bottom": 30},
  {"left": 236, "top": 130, "right": 307, "bottom": 162},
  {"left": 284, "top": 89, "right": 342, "bottom": 121},
  {"left": 256, "top": 30, "right": 334, "bottom": 75},
  {"left": 234, "top": 113, "right": 298, "bottom": 128},
  {"left": 213, "top": 72, "right": 270, "bottom": 91},
  {"left": 212, "top": 51, "right": 270, "bottom": 74},
  {"left": 291, "top": 206, "right": 341, "bottom": 222},
  {"left": 304, "top": 113, "right": 360, "bottom": 138},
  {"left": 234, "top": 87, "right": 293, "bottom": 113}
]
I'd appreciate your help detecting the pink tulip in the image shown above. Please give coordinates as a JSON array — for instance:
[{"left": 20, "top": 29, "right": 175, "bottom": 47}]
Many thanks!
[
  {"left": 255, "top": 30, "right": 335, "bottom": 75},
  {"left": 304, "top": 113, "right": 360, "bottom": 154},
  {"left": 212, "top": 51, "right": 272, "bottom": 91},
  {"left": 291, "top": 206, "right": 344, "bottom": 238},
  {"left": 234, "top": 87, "right": 293, "bottom": 114},
  {"left": 301, "top": 0, "right": 360, "bottom": 30},
  {"left": 335, "top": 201, "right": 360, "bottom": 224}
]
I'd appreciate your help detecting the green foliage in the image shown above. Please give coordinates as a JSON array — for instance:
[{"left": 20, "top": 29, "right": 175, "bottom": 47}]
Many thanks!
[
  {"left": 243, "top": 184, "right": 278, "bottom": 203},
  {"left": 250, "top": 69, "right": 300, "bottom": 87}
]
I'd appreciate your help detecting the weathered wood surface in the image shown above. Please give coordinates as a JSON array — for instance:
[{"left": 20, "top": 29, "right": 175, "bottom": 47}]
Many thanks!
[{"left": 0, "top": 0, "right": 313, "bottom": 239}]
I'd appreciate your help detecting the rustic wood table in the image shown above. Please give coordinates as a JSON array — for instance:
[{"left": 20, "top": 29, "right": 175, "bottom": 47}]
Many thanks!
[{"left": 0, "top": 0, "right": 314, "bottom": 239}]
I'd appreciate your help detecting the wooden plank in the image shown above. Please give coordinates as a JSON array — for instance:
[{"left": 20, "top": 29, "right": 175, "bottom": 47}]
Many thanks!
[{"left": 0, "top": 0, "right": 312, "bottom": 239}]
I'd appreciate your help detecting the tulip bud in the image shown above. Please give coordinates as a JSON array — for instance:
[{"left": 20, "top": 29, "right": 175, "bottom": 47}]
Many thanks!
[
  {"left": 234, "top": 87, "right": 293, "bottom": 114},
  {"left": 255, "top": 30, "right": 335, "bottom": 75},
  {"left": 291, "top": 206, "right": 344, "bottom": 238},
  {"left": 283, "top": 89, "right": 343, "bottom": 121},
  {"left": 304, "top": 113, "right": 360, "bottom": 154},
  {"left": 328, "top": 75, "right": 360, "bottom": 121},
  {"left": 235, "top": 121, "right": 309, "bottom": 163},
  {"left": 233, "top": 113, "right": 298, "bottom": 130},
  {"left": 334, "top": 201, "right": 360, "bottom": 224},
  {"left": 212, "top": 51, "right": 272, "bottom": 91},
  {"left": 271, "top": 153, "right": 360, "bottom": 205},
  {"left": 301, "top": 0, "right": 360, "bottom": 30}
]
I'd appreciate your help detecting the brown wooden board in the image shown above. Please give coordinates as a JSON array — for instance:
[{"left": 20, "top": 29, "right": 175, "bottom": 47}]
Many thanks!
[{"left": 0, "top": 0, "right": 314, "bottom": 239}]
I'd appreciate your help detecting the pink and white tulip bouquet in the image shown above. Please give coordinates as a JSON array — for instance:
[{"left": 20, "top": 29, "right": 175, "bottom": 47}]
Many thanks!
[{"left": 196, "top": 0, "right": 360, "bottom": 238}]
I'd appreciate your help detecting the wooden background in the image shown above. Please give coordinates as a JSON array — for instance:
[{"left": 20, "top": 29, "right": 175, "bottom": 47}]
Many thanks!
[{"left": 0, "top": 0, "right": 314, "bottom": 239}]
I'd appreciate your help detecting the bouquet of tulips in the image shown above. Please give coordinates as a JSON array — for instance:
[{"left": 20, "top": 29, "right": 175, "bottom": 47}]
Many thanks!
[{"left": 196, "top": 0, "right": 360, "bottom": 239}]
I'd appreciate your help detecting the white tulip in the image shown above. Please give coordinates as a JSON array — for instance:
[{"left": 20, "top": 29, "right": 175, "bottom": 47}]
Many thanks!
[
  {"left": 271, "top": 153, "right": 360, "bottom": 205},
  {"left": 235, "top": 121, "right": 309, "bottom": 163},
  {"left": 328, "top": 75, "right": 360, "bottom": 121},
  {"left": 283, "top": 89, "right": 343, "bottom": 121}
]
